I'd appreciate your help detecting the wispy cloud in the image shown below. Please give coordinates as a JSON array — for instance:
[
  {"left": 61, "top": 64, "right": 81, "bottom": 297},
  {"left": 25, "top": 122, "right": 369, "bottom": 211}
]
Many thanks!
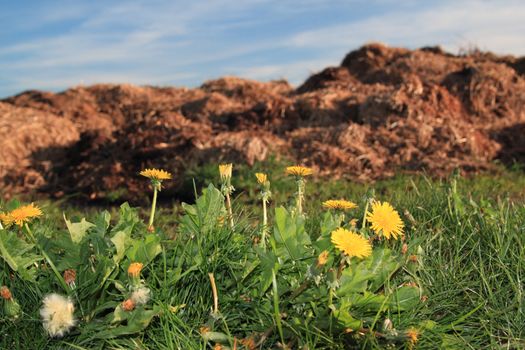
[{"left": 0, "top": 0, "right": 524, "bottom": 97}]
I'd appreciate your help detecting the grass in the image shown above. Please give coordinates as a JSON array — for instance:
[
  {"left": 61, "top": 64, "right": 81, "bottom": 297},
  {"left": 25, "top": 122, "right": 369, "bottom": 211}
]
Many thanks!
[{"left": 1, "top": 160, "right": 525, "bottom": 349}]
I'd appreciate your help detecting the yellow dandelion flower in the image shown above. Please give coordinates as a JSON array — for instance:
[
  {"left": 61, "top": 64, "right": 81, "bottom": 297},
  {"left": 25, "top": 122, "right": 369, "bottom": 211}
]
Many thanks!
[
  {"left": 322, "top": 199, "right": 357, "bottom": 211},
  {"left": 8, "top": 204, "right": 42, "bottom": 226},
  {"left": 285, "top": 165, "right": 313, "bottom": 177},
  {"left": 366, "top": 201, "right": 404, "bottom": 239},
  {"left": 406, "top": 327, "right": 419, "bottom": 344},
  {"left": 139, "top": 168, "right": 172, "bottom": 181},
  {"left": 255, "top": 172, "right": 268, "bottom": 185},
  {"left": 331, "top": 228, "right": 372, "bottom": 259},
  {"left": 317, "top": 250, "right": 329, "bottom": 267},
  {"left": 0, "top": 212, "right": 13, "bottom": 226},
  {"left": 127, "top": 262, "right": 143, "bottom": 278},
  {"left": 219, "top": 163, "right": 233, "bottom": 181}
]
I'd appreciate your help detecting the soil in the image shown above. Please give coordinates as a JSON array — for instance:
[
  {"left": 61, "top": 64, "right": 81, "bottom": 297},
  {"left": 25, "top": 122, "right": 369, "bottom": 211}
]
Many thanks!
[{"left": 1, "top": 43, "right": 524, "bottom": 201}]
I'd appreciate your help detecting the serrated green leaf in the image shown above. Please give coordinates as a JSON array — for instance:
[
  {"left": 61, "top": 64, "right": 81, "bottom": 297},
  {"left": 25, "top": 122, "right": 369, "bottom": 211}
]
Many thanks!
[{"left": 63, "top": 214, "right": 95, "bottom": 243}]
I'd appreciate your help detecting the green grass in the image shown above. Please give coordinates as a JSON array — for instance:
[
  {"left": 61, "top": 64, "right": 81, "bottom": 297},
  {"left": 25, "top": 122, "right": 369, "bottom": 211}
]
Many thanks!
[{"left": 1, "top": 161, "right": 525, "bottom": 349}]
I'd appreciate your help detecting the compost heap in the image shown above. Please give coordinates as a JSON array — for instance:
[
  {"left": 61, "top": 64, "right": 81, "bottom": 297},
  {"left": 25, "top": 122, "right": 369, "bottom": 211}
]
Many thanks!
[{"left": 1, "top": 43, "right": 524, "bottom": 201}]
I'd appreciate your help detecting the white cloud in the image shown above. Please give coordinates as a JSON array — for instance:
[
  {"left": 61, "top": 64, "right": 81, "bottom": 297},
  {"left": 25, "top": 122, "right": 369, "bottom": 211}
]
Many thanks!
[{"left": 1, "top": 0, "right": 524, "bottom": 96}]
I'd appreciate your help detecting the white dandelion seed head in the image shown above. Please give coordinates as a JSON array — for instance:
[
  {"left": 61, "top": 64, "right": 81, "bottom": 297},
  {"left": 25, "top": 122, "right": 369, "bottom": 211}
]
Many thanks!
[
  {"left": 130, "top": 287, "right": 151, "bottom": 305},
  {"left": 40, "top": 293, "right": 76, "bottom": 337}
]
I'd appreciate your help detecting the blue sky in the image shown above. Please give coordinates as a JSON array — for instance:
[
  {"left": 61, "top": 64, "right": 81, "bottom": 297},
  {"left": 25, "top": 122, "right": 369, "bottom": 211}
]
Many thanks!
[{"left": 1, "top": 0, "right": 524, "bottom": 97}]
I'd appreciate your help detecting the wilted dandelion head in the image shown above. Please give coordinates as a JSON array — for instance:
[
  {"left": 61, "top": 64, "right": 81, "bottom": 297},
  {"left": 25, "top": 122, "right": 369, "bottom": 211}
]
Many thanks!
[
  {"left": 322, "top": 199, "right": 357, "bottom": 211},
  {"left": 1, "top": 286, "right": 12, "bottom": 300},
  {"left": 128, "top": 262, "right": 143, "bottom": 278},
  {"left": 366, "top": 201, "right": 404, "bottom": 239},
  {"left": 240, "top": 336, "right": 257, "bottom": 350},
  {"left": 131, "top": 287, "right": 151, "bottom": 305},
  {"left": 40, "top": 293, "right": 75, "bottom": 337},
  {"left": 317, "top": 250, "right": 329, "bottom": 267},
  {"left": 199, "top": 326, "right": 210, "bottom": 335},
  {"left": 255, "top": 172, "right": 268, "bottom": 185},
  {"left": 285, "top": 166, "right": 313, "bottom": 177},
  {"left": 331, "top": 228, "right": 372, "bottom": 259},
  {"left": 122, "top": 298, "right": 135, "bottom": 311},
  {"left": 406, "top": 327, "right": 419, "bottom": 344},
  {"left": 219, "top": 163, "right": 233, "bottom": 181},
  {"left": 63, "top": 269, "right": 76, "bottom": 287},
  {"left": 139, "top": 168, "right": 172, "bottom": 181},
  {"left": 7, "top": 204, "right": 42, "bottom": 227},
  {"left": 213, "top": 344, "right": 223, "bottom": 350}
]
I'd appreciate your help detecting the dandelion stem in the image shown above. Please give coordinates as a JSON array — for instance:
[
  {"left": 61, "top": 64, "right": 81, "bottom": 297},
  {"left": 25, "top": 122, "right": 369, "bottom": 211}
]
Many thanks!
[
  {"left": 272, "top": 269, "right": 285, "bottom": 345},
  {"left": 261, "top": 197, "right": 268, "bottom": 249},
  {"left": 208, "top": 272, "right": 219, "bottom": 315},
  {"left": 24, "top": 224, "right": 68, "bottom": 292},
  {"left": 148, "top": 184, "right": 158, "bottom": 230},
  {"left": 225, "top": 192, "right": 234, "bottom": 229},
  {"left": 296, "top": 177, "right": 305, "bottom": 215}
]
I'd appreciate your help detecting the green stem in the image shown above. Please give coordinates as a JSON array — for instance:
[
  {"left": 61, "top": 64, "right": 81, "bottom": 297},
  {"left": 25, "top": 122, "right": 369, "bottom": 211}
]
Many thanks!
[
  {"left": 148, "top": 185, "right": 158, "bottom": 229},
  {"left": 24, "top": 224, "right": 68, "bottom": 292},
  {"left": 261, "top": 198, "right": 268, "bottom": 250},
  {"left": 296, "top": 178, "right": 305, "bottom": 215},
  {"left": 226, "top": 192, "right": 234, "bottom": 229},
  {"left": 272, "top": 269, "right": 285, "bottom": 345}
]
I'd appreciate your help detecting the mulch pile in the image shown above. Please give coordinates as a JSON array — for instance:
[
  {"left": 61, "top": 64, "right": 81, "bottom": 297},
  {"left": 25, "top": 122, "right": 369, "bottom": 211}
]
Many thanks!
[{"left": 1, "top": 43, "right": 524, "bottom": 201}]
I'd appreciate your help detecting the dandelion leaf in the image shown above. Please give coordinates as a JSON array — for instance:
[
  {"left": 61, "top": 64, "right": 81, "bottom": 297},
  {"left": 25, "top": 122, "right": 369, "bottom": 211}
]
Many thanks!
[
  {"left": 0, "top": 230, "right": 41, "bottom": 280},
  {"left": 63, "top": 214, "right": 95, "bottom": 243}
]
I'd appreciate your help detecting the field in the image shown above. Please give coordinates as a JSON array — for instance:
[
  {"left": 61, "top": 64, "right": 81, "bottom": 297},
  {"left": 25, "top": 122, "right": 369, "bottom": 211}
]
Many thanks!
[{"left": 1, "top": 160, "right": 524, "bottom": 350}]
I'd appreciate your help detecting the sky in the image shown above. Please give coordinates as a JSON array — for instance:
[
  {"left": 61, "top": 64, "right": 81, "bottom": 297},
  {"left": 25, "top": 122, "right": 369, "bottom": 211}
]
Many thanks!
[{"left": 1, "top": 0, "right": 524, "bottom": 97}]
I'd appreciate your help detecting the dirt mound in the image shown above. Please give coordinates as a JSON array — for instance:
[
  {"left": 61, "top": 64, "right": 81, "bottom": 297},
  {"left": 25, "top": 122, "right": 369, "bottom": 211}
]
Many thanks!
[{"left": 1, "top": 43, "right": 525, "bottom": 201}]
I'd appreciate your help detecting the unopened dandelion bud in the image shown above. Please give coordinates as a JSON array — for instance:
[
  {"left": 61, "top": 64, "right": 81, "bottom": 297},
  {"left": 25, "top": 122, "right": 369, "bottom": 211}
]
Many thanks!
[
  {"left": 122, "top": 298, "right": 135, "bottom": 311},
  {"left": 401, "top": 243, "right": 408, "bottom": 255}
]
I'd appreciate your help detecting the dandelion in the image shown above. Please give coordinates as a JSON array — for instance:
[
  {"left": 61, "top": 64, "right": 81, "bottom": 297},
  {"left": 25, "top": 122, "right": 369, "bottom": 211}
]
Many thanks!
[
  {"left": 140, "top": 168, "right": 172, "bottom": 231},
  {"left": 240, "top": 336, "right": 257, "bottom": 350},
  {"left": 0, "top": 212, "right": 12, "bottom": 227},
  {"left": 6, "top": 203, "right": 42, "bottom": 227},
  {"left": 1, "top": 286, "right": 21, "bottom": 319},
  {"left": 131, "top": 287, "right": 151, "bottom": 305},
  {"left": 322, "top": 199, "right": 357, "bottom": 211},
  {"left": 122, "top": 298, "right": 135, "bottom": 311},
  {"left": 317, "top": 250, "right": 329, "bottom": 267},
  {"left": 285, "top": 166, "right": 313, "bottom": 177},
  {"left": 406, "top": 327, "right": 420, "bottom": 348},
  {"left": 128, "top": 262, "right": 143, "bottom": 287},
  {"left": 219, "top": 164, "right": 235, "bottom": 228},
  {"left": 213, "top": 344, "right": 223, "bottom": 350},
  {"left": 286, "top": 165, "right": 313, "bottom": 215},
  {"left": 331, "top": 228, "right": 372, "bottom": 259},
  {"left": 255, "top": 172, "right": 268, "bottom": 185},
  {"left": 255, "top": 172, "right": 271, "bottom": 249},
  {"left": 40, "top": 293, "right": 76, "bottom": 337},
  {"left": 366, "top": 201, "right": 404, "bottom": 239},
  {"left": 63, "top": 269, "right": 76, "bottom": 288},
  {"left": 0, "top": 285, "right": 12, "bottom": 300},
  {"left": 219, "top": 163, "right": 232, "bottom": 182},
  {"left": 139, "top": 168, "right": 172, "bottom": 181}
]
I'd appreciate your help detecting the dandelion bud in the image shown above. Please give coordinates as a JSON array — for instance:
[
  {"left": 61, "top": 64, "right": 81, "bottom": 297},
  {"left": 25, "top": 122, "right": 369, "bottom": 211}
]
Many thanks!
[
  {"left": 147, "top": 225, "right": 155, "bottom": 233},
  {"left": 382, "top": 318, "right": 393, "bottom": 332},
  {"left": 401, "top": 243, "right": 408, "bottom": 255},
  {"left": 219, "top": 163, "right": 233, "bottom": 182},
  {"left": 122, "top": 298, "right": 135, "bottom": 311}
]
